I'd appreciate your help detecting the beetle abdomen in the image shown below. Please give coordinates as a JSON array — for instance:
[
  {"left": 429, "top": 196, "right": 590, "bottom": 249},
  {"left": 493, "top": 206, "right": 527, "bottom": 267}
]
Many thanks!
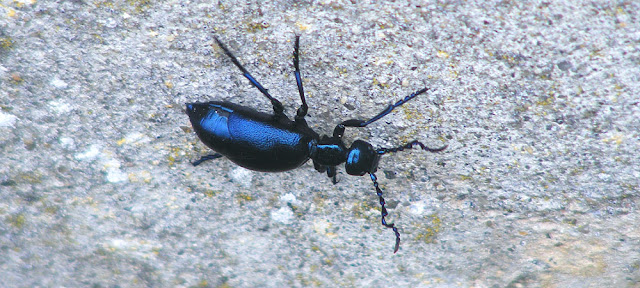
[{"left": 186, "top": 102, "right": 312, "bottom": 172}]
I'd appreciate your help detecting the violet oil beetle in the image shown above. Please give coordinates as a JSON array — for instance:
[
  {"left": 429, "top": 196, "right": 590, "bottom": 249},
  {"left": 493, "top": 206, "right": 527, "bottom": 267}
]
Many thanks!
[{"left": 186, "top": 35, "right": 447, "bottom": 253}]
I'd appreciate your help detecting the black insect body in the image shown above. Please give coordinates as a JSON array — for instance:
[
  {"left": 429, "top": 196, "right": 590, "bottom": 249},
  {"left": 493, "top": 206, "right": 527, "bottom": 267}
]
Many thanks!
[{"left": 186, "top": 35, "right": 446, "bottom": 253}]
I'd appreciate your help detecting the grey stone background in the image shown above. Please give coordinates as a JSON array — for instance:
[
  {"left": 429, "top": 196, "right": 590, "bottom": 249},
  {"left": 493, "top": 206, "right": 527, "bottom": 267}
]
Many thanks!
[{"left": 1, "top": 1, "right": 638, "bottom": 287}]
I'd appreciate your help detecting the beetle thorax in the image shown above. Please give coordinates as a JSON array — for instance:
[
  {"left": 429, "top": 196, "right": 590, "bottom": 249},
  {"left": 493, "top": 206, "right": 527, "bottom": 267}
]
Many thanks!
[{"left": 310, "top": 136, "right": 348, "bottom": 167}]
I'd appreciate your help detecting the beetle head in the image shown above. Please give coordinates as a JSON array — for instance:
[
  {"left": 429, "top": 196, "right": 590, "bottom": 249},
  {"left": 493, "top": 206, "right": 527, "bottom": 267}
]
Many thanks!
[{"left": 345, "top": 140, "right": 380, "bottom": 176}]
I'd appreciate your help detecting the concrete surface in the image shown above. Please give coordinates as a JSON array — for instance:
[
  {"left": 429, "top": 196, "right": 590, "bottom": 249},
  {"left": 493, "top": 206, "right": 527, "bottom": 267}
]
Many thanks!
[{"left": 1, "top": 1, "right": 639, "bottom": 287}]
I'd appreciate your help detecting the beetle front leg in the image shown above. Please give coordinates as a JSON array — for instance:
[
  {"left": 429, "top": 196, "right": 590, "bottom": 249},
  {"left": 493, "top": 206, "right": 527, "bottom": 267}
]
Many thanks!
[{"left": 332, "top": 88, "right": 430, "bottom": 138}]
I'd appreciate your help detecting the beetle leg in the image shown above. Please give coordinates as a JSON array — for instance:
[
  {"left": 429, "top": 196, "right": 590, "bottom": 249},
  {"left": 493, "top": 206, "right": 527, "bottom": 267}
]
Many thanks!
[
  {"left": 327, "top": 166, "right": 337, "bottom": 184},
  {"left": 191, "top": 153, "right": 223, "bottom": 166},
  {"left": 332, "top": 88, "right": 430, "bottom": 138},
  {"left": 313, "top": 161, "right": 327, "bottom": 173},
  {"left": 312, "top": 163, "right": 337, "bottom": 184},
  {"left": 293, "top": 35, "right": 309, "bottom": 122},
  {"left": 213, "top": 36, "right": 286, "bottom": 116}
]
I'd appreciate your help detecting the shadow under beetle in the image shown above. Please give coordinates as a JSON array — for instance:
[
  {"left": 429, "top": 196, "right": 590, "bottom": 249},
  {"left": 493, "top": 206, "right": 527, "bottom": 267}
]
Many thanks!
[{"left": 186, "top": 35, "right": 447, "bottom": 253}]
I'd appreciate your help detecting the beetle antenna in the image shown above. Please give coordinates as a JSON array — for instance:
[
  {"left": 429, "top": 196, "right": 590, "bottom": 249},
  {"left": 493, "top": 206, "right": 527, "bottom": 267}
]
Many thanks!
[
  {"left": 369, "top": 172, "right": 401, "bottom": 253},
  {"left": 377, "top": 140, "right": 447, "bottom": 155}
]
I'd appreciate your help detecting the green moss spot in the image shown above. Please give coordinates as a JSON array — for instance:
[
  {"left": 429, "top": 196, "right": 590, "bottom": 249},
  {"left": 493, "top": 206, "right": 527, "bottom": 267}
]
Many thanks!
[
  {"left": 127, "top": 0, "right": 152, "bottom": 13},
  {"left": 235, "top": 193, "right": 253, "bottom": 204},
  {"left": 415, "top": 214, "right": 442, "bottom": 244},
  {"left": 0, "top": 37, "right": 14, "bottom": 50},
  {"left": 7, "top": 213, "right": 26, "bottom": 229},
  {"left": 246, "top": 21, "right": 270, "bottom": 33}
]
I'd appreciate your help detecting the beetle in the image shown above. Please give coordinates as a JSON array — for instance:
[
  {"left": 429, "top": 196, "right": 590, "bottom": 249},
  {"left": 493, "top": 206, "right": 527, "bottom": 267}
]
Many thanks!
[{"left": 185, "top": 35, "right": 447, "bottom": 253}]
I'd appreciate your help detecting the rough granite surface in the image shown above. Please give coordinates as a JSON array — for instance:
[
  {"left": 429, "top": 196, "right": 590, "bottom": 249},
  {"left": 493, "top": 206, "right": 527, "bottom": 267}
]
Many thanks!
[{"left": 1, "top": 1, "right": 639, "bottom": 287}]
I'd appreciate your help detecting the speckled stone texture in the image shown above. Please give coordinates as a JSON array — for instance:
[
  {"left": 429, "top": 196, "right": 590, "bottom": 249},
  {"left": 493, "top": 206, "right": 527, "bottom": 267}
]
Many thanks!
[{"left": 1, "top": 1, "right": 638, "bottom": 287}]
